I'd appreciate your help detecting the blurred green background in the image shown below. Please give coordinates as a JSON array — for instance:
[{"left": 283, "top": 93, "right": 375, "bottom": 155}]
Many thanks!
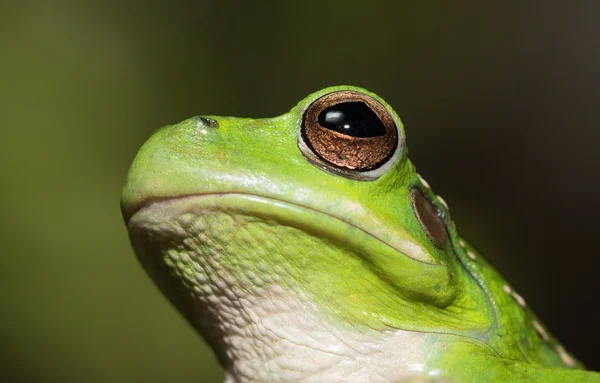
[{"left": 2, "top": 1, "right": 599, "bottom": 382}]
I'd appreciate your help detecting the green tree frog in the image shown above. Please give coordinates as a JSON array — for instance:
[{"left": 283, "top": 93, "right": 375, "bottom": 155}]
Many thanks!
[{"left": 121, "top": 86, "right": 600, "bottom": 382}]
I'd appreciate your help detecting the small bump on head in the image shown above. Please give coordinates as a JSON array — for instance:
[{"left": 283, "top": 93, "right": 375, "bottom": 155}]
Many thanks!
[
  {"left": 511, "top": 291, "right": 527, "bottom": 308},
  {"left": 503, "top": 285, "right": 527, "bottom": 308},
  {"left": 437, "top": 195, "right": 449, "bottom": 210},
  {"left": 417, "top": 174, "right": 430, "bottom": 189},
  {"left": 457, "top": 238, "right": 476, "bottom": 261},
  {"left": 466, "top": 250, "right": 477, "bottom": 261},
  {"left": 532, "top": 320, "right": 549, "bottom": 341},
  {"left": 555, "top": 345, "right": 577, "bottom": 368}
]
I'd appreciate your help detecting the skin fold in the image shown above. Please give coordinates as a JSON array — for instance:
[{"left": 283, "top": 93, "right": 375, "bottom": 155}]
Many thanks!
[{"left": 122, "top": 86, "right": 600, "bottom": 382}]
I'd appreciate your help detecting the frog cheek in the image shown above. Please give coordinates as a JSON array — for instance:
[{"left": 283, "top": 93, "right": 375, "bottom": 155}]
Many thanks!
[
  {"left": 411, "top": 188, "right": 448, "bottom": 249},
  {"left": 298, "top": 90, "right": 403, "bottom": 180}
]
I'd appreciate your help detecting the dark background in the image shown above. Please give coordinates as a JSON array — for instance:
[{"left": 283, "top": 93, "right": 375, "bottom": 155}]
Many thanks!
[{"left": 2, "top": 1, "right": 599, "bottom": 382}]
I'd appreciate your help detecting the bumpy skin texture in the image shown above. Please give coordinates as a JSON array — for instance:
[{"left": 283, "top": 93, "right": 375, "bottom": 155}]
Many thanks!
[{"left": 122, "top": 86, "right": 600, "bottom": 382}]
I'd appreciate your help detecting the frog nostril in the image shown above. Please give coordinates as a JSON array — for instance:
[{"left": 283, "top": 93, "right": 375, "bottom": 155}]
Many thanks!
[{"left": 197, "top": 117, "right": 219, "bottom": 129}]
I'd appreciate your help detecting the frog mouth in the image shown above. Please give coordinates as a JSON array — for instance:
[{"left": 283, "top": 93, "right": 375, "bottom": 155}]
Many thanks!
[
  {"left": 128, "top": 192, "right": 458, "bottom": 310},
  {"left": 127, "top": 192, "right": 436, "bottom": 266}
]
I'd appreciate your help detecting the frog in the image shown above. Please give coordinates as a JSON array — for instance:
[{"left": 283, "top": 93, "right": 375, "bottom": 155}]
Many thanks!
[{"left": 121, "top": 86, "right": 600, "bottom": 383}]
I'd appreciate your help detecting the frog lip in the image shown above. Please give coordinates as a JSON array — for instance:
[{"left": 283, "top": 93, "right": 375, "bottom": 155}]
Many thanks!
[{"left": 127, "top": 192, "right": 437, "bottom": 265}]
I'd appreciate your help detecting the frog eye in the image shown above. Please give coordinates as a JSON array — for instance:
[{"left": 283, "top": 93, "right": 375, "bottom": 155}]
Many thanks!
[
  {"left": 299, "top": 90, "right": 402, "bottom": 180},
  {"left": 411, "top": 188, "right": 447, "bottom": 248}
]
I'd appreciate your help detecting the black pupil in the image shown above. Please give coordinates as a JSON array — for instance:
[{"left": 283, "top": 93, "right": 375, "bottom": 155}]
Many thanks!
[{"left": 317, "top": 102, "right": 385, "bottom": 138}]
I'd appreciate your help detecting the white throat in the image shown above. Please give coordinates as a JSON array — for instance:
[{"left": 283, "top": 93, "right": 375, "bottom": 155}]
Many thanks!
[{"left": 203, "top": 283, "right": 427, "bottom": 383}]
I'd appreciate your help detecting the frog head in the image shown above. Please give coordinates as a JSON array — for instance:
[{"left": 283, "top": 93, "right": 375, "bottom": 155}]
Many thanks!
[{"left": 122, "top": 86, "right": 590, "bottom": 382}]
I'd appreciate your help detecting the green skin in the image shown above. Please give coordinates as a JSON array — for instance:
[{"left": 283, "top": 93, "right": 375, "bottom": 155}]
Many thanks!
[{"left": 122, "top": 86, "right": 600, "bottom": 382}]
